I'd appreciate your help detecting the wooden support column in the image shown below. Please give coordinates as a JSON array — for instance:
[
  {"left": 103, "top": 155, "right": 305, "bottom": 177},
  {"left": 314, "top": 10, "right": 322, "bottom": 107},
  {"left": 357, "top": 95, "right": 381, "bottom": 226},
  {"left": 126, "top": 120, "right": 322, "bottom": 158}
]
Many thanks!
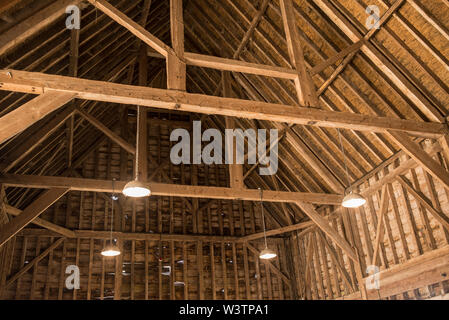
[
  {"left": 0, "top": 184, "right": 9, "bottom": 298},
  {"left": 223, "top": 71, "right": 244, "bottom": 189},
  {"left": 280, "top": 0, "right": 318, "bottom": 106},
  {"left": 438, "top": 134, "right": 449, "bottom": 166},
  {"left": 167, "top": 0, "right": 186, "bottom": 91}
]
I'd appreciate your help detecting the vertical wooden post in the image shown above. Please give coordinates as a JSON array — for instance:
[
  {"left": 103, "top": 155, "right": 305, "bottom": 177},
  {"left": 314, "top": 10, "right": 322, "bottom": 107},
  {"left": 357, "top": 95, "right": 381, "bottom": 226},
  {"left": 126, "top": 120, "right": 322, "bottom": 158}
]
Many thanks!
[
  {"left": 168, "top": 0, "right": 186, "bottom": 91},
  {"left": 279, "top": 0, "right": 318, "bottom": 106},
  {"left": 223, "top": 71, "right": 244, "bottom": 189}
]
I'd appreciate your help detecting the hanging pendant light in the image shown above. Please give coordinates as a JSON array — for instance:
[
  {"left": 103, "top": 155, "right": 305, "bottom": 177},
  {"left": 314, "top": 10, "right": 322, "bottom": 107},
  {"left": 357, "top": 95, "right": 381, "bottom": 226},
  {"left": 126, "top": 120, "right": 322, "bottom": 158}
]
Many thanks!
[
  {"left": 123, "top": 180, "right": 151, "bottom": 198},
  {"left": 337, "top": 129, "right": 366, "bottom": 209},
  {"left": 258, "top": 188, "right": 277, "bottom": 260},
  {"left": 101, "top": 243, "right": 121, "bottom": 257},
  {"left": 102, "top": 180, "right": 121, "bottom": 257},
  {"left": 342, "top": 192, "right": 366, "bottom": 208},
  {"left": 123, "top": 107, "right": 150, "bottom": 198}
]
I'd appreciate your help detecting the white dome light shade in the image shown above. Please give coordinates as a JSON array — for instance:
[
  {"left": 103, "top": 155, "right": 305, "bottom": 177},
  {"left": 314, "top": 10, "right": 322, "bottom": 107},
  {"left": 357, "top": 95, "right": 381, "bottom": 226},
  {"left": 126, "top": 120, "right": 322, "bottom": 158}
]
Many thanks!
[
  {"left": 259, "top": 248, "right": 277, "bottom": 260},
  {"left": 342, "top": 193, "right": 366, "bottom": 208},
  {"left": 122, "top": 180, "right": 151, "bottom": 198},
  {"left": 101, "top": 243, "right": 121, "bottom": 257}
]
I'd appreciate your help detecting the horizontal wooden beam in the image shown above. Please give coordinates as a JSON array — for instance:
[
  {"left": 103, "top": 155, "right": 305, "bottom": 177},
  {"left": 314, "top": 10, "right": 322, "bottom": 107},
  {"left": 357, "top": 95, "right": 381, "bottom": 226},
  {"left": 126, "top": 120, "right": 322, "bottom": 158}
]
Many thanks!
[
  {"left": 184, "top": 52, "right": 297, "bottom": 79},
  {"left": 19, "top": 228, "right": 241, "bottom": 242},
  {"left": 338, "top": 245, "right": 449, "bottom": 300},
  {"left": 146, "top": 49, "right": 298, "bottom": 81},
  {"left": 0, "top": 70, "right": 446, "bottom": 137},
  {"left": 0, "top": 174, "right": 343, "bottom": 205},
  {"left": 240, "top": 220, "right": 314, "bottom": 242}
]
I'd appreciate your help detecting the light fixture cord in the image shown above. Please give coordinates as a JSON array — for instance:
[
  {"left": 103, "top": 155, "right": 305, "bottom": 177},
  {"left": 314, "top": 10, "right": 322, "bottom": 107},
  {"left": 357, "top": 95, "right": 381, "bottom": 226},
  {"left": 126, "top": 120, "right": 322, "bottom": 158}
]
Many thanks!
[
  {"left": 110, "top": 179, "right": 115, "bottom": 245},
  {"left": 135, "top": 107, "right": 141, "bottom": 181},
  {"left": 337, "top": 128, "right": 352, "bottom": 194},
  {"left": 259, "top": 188, "right": 268, "bottom": 249}
]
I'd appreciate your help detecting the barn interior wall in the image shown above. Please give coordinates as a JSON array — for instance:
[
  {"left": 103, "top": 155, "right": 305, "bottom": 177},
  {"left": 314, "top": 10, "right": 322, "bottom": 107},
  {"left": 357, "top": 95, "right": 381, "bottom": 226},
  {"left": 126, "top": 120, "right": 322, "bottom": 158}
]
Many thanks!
[
  {"left": 0, "top": 122, "right": 293, "bottom": 300},
  {"left": 289, "top": 139, "right": 449, "bottom": 300}
]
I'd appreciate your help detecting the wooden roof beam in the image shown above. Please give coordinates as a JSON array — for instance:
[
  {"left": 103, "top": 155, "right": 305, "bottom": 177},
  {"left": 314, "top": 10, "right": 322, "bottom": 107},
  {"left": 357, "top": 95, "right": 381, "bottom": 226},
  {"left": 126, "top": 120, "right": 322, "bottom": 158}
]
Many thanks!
[
  {"left": 3, "top": 237, "right": 65, "bottom": 289},
  {"left": 0, "top": 0, "right": 82, "bottom": 56},
  {"left": 317, "top": 0, "right": 404, "bottom": 95},
  {"left": 387, "top": 131, "right": 449, "bottom": 193},
  {"left": 86, "top": 0, "right": 173, "bottom": 58},
  {"left": 0, "top": 92, "right": 75, "bottom": 144},
  {"left": 5, "top": 204, "right": 75, "bottom": 238},
  {"left": 295, "top": 201, "right": 358, "bottom": 262},
  {"left": 312, "top": 0, "right": 444, "bottom": 123},
  {"left": 310, "top": 40, "right": 364, "bottom": 75},
  {"left": 0, "top": 188, "right": 69, "bottom": 247},
  {"left": 75, "top": 108, "right": 136, "bottom": 155},
  {"left": 143, "top": 51, "right": 299, "bottom": 80},
  {"left": 168, "top": 0, "right": 186, "bottom": 91},
  {"left": 0, "top": 174, "right": 344, "bottom": 205},
  {"left": 0, "top": 70, "right": 446, "bottom": 137},
  {"left": 280, "top": 0, "right": 319, "bottom": 106}
]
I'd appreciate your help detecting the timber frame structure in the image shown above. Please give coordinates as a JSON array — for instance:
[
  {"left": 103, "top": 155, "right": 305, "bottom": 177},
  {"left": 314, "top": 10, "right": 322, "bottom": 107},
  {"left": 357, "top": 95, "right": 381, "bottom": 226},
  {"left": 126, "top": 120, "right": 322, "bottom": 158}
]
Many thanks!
[{"left": 0, "top": 0, "right": 448, "bottom": 300}]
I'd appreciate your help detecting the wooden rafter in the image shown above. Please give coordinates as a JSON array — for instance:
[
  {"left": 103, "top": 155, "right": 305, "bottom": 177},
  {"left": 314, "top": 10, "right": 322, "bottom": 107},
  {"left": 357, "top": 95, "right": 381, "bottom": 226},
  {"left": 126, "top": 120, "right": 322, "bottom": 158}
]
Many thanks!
[
  {"left": 0, "top": 92, "right": 75, "bottom": 144},
  {"left": 0, "top": 188, "right": 69, "bottom": 247},
  {"left": 0, "top": 0, "right": 82, "bottom": 56},
  {"left": 387, "top": 131, "right": 449, "bottom": 192},
  {"left": 280, "top": 0, "right": 319, "bottom": 106},
  {"left": 76, "top": 108, "right": 136, "bottom": 155},
  {"left": 86, "top": 0, "right": 173, "bottom": 58},
  {"left": 312, "top": 0, "right": 444, "bottom": 123},
  {"left": 5, "top": 204, "right": 75, "bottom": 238},
  {"left": 295, "top": 201, "right": 357, "bottom": 262}
]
